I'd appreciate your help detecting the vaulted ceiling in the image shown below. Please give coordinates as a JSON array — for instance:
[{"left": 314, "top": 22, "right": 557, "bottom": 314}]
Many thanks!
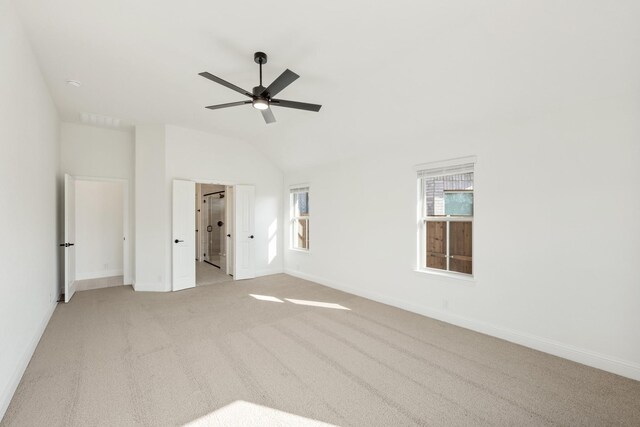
[{"left": 14, "top": 0, "right": 640, "bottom": 170}]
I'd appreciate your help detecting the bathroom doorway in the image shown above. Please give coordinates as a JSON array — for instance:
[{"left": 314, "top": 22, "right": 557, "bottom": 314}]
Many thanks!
[{"left": 195, "top": 183, "right": 234, "bottom": 286}]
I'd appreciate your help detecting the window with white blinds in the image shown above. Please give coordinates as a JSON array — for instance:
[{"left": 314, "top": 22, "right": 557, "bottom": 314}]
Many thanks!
[
  {"left": 290, "top": 186, "right": 310, "bottom": 251},
  {"left": 417, "top": 157, "right": 475, "bottom": 276}
]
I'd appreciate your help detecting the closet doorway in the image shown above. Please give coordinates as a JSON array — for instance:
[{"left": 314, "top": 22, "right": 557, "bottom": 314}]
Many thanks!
[
  {"left": 61, "top": 175, "right": 130, "bottom": 302},
  {"left": 195, "top": 183, "right": 234, "bottom": 286}
]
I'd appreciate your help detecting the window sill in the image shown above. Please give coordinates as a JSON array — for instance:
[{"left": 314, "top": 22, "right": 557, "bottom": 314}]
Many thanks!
[
  {"left": 289, "top": 248, "right": 311, "bottom": 254},
  {"left": 414, "top": 268, "right": 476, "bottom": 284}
]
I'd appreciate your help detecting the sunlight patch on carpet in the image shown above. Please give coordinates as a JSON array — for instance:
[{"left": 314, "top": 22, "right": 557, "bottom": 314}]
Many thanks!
[
  {"left": 285, "top": 298, "right": 350, "bottom": 310},
  {"left": 183, "top": 400, "right": 337, "bottom": 426},
  {"left": 249, "top": 294, "right": 284, "bottom": 303}
]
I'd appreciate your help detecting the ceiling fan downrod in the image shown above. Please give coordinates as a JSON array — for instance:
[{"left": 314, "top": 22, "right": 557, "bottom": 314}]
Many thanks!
[
  {"left": 199, "top": 51, "right": 321, "bottom": 124},
  {"left": 254, "top": 51, "right": 267, "bottom": 88}
]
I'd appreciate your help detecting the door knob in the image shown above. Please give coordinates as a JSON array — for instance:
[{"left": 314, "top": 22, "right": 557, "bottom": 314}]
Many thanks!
[
  {"left": 249, "top": 235, "right": 254, "bottom": 239},
  {"left": 226, "top": 234, "right": 231, "bottom": 237},
  {"left": 174, "top": 239, "right": 184, "bottom": 244}
]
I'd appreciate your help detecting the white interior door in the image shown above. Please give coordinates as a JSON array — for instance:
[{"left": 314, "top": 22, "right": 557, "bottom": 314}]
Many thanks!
[
  {"left": 172, "top": 179, "right": 196, "bottom": 291},
  {"left": 63, "top": 174, "right": 76, "bottom": 303},
  {"left": 234, "top": 184, "right": 255, "bottom": 280},
  {"left": 225, "top": 186, "right": 234, "bottom": 276}
]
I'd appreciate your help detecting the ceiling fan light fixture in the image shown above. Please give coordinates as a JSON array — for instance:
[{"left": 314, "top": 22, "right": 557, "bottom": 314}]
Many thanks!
[
  {"left": 252, "top": 98, "right": 269, "bottom": 110},
  {"left": 199, "top": 52, "right": 321, "bottom": 124}
]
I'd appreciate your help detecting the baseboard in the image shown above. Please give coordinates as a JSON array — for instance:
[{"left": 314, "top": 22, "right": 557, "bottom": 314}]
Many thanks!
[
  {"left": 76, "top": 269, "right": 123, "bottom": 281},
  {"left": 0, "top": 301, "right": 57, "bottom": 422},
  {"left": 132, "top": 282, "right": 169, "bottom": 292},
  {"left": 284, "top": 269, "right": 640, "bottom": 381},
  {"left": 254, "top": 268, "right": 284, "bottom": 278}
]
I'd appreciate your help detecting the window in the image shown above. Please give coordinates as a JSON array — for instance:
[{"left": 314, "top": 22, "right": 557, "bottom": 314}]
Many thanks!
[
  {"left": 417, "top": 159, "right": 475, "bottom": 276},
  {"left": 290, "top": 186, "right": 309, "bottom": 251}
]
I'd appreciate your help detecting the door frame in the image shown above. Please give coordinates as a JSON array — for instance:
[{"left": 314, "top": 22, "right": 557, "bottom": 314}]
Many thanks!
[
  {"left": 72, "top": 175, "right": 131, "bottom": 284},
  {"left": 195, "top": 178, "right": 237, "bottom": 280},
  {"left": 178, "top": 177, "right": 239, "bottom": 285}
]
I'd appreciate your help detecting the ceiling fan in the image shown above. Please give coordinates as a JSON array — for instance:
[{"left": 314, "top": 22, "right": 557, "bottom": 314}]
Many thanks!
[{"left": 199, "top": 52, "right": 322, "bottom": 124}]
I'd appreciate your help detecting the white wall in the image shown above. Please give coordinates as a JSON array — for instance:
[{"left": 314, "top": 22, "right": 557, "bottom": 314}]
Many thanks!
[
  {"left": 134, "top": 124, "right": 284, "bottom": 292},
  {"left": 165, "top": 125, "right": 284, "bottom": 285},
  {"left": 0, "top": 0, "right": 59, "bottom": 419},
  {"left": 60, "top": 123, "right": 134, "bottom": 284},
  {"left": 134, "top": 125, "right": 167, "bottom": 291},
  {"left": 75, "top": 180, "right": 124, "bottom": 280},
  {"left": 284, "top": 95, "right": 640, "bottom": 380}
]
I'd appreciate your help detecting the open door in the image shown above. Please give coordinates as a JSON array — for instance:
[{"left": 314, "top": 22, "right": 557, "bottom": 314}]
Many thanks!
[
  {"left": 225, "top": 186, "right": 234, "bottom": 276},
  {"left": 63, "top": 174, "right": 76, "bottom": 303},
  {"left": 234, "top": 184, "right": 255, "bottom": 280},
  {"left": 172, "top": 179, "right": 196, "bottom": 291}
]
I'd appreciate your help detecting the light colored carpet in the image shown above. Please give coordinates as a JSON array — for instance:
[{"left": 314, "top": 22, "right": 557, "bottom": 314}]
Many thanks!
[
  {"left": 2, "top": 274, "right": 639, "bottom": 426},
  {"left": 196, "top": 261, "right": 232, "bottom": 287}
]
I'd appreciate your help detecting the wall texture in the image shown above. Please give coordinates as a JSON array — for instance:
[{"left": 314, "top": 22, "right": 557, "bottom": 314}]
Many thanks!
[
  {"left": 75, "top": 180, "right": 124, "bottom": 280},
  {"left": 284, "top": 95, "right": 640, "bottom": 380},
  {"left": 0, "top": 0, "right": 60, "bottom": 419}
]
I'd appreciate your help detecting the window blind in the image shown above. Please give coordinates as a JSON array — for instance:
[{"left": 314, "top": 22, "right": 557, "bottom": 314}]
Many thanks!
[
  {"left": 417, "top": 162, "right": 474, "bottom": 179},
  {"left": 290, "top": 186, "right": 309, "bottom": 194}
]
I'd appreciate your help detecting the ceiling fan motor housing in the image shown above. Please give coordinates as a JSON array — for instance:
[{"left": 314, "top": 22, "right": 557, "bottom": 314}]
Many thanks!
[
  {"left": 253, "top": 85, "right": 268, "bottom": 98},
  {"left": 254, "top": 52, "right": 267, "bottom": 64}
]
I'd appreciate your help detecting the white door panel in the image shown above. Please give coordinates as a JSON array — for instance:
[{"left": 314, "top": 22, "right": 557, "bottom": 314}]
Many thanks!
[
  {"left": 64, "top": 174, "right": 76, "bottom": 303},
  {"left": 225, "top": 186, "right": 234, "bottom": 276},
  {"left": 172, "top": 180, "right": 196, "bottom": 291},
  {"left": 234, "top": 185, "right": 255, "bottom": 280}
]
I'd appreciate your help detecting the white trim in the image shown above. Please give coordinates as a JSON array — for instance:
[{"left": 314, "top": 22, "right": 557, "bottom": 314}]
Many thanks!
[
  {"left": 288, "top": 248, "right": 311, "bottom": 254},
  {"left": 289, "top": 188, "right": 310, "bottom": 251},
  {"left": 414, "top": 268, "right": 475, "bottom": 283},
  {"left": 290, "top": 186, "right": 310, "bottom": 194},
  {"left": 75, "top": 269, "right": 124, "bottom": 280},
  {"left": 283, "top": 269, "right": 640, "bottom": 381},
  {"left": 254, "top": 268, "right": 284, "bottom": 277},
  {"left": 131, "top": 282, "right": 166, "bottom": 292},
  {"left": 190, "top": 177, "right": 236, "bottom": 186},
  {"left": 289, "top": 183, "right": 311, "bottom": 191},
  {"left": 424, "top": 216, "right": 474, "bottom": 222},
  {"left": 414, "top": 155, "right": 477, "bottom": 174},
  {"left": 0, "top": 301, "right": 57, "bottom": 421}
]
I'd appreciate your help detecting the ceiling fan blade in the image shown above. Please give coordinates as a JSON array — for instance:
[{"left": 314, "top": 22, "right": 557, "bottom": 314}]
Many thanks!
[
  {"left": 270, "top": 99, "right": 322, "bottom": 112},
  {"left": 261, "top": 108, "right": 276, "bottom": 124},
  {"left": 261, "top": 69, "right": 299, "bottom": 97},
  {"left": 199, "top": 72, "right": 253, "bottom": 98},
  {"left": 205, "top": 100, "right": 252, "bottom": 110}
]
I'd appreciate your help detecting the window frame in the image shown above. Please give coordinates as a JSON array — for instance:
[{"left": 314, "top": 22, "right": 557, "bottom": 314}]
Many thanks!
[
  {"left": 289, "top": 185, "right": 310, "bottom": 252},
  {"left": 415, "top": 157, "right": 476, "bottom": 281}
]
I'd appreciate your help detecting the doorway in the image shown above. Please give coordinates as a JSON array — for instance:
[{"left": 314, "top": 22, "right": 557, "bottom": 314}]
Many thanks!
[
  {"left": 196, "top": 183, "right": 233, "bottom": 286},
  {"left": 62, "top": 175, "right": 130, "bottom": 302},
  {"left": 172, "top": 179, "right": 255, "bottom": 291}
]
